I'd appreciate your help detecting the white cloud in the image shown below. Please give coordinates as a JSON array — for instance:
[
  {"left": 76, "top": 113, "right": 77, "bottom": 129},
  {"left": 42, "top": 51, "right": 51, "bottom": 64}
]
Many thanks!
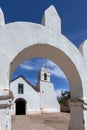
[
  {"left": 19, "top": 58, "right": 67, "bottom": 79},
  {"left": 46, "top": 60, "right": 66, "bottom": 79},
  {"left": 19, "top": 64, "right": 35, "bottom": 70},
  {"left": 50, "top": 68, "right": 66, "bottom": 79},
  {"left": 55, "top": 88, "right": 69, "bottom": 97},
  {"left": 19, "top": 58, "right": 47, "bottom": 71}
]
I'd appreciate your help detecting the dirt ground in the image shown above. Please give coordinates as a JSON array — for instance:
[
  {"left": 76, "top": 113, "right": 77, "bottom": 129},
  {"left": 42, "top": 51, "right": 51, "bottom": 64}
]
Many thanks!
[{"left": 11, "top": 113, "right": 70, "bottom": 130}]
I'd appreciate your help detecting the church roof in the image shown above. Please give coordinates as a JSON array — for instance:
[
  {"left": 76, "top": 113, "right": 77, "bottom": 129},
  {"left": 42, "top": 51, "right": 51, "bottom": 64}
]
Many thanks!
[{"left": 11, "top": 75, "right": 40, "bottom": 92}]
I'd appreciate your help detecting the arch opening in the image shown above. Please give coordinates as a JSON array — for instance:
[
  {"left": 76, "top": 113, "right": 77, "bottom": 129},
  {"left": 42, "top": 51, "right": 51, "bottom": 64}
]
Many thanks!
[
  {"left": 10, "top": 44, "right": 83, "bottom": 99},
  {"left": 10, "top": 43, "right": 84, "bottom": 130},
  {"left": 15, "top": 98, "right": 26, "bottom": 115},
  {"left": 44, "top": 73, "right": 47, "bottom": 80},
  {"left": 11, "top": 57, "right": 70, "bottom": 113}
]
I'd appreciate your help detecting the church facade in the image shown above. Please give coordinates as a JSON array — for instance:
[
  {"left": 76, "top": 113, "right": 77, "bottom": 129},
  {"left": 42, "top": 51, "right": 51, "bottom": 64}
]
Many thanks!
[
  {"left": 10, "top": 67, "right": 60, "bottom": 115},
  {"left": 0, "top": 5, "right": 87, "bottom": 130}
]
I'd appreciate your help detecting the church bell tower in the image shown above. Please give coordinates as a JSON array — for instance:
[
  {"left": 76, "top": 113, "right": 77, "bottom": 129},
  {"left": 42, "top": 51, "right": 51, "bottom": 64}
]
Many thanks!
[
  {"left": 37, "top": 67, "right": 60, "bottom": 113},
  {"left": 38, "top": 67, "right": 50, "bottom": 82}
]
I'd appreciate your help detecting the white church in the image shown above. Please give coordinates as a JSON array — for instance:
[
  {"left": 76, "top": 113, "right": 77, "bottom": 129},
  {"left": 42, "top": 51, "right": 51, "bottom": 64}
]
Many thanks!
[
  {"left": 10, "top": 67, "right": 60, "bottom": 115},
  {"left": 0, "top": 4, "right": 87, "bottom": 130}
]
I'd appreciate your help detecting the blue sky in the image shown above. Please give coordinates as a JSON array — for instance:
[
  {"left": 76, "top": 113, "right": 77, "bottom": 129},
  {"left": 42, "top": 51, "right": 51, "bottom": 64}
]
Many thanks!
[
  {"left": 0, "top": 0, "right": 87, "bottom": 95},
  {"left": 12, "top": 58, "right": 69, "bottom": 96}
]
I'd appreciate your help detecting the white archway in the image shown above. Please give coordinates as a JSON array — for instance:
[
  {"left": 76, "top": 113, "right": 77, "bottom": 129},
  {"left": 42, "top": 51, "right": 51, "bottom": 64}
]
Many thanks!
[
  {"left": 10, "top": 44, "right": 83, "bottom": 99},
  {"left": 15, "top": 98, "right": 26, "bottom": 115},
  {"left": 0, "top": 5, "right": 87, "bottom": 130}
]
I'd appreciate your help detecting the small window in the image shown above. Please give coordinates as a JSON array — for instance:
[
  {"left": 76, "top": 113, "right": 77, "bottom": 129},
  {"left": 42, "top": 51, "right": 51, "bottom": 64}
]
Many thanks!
[
  {"left": 44, "top": 73, "right": 47, "bottom": 80},
  {"left": 18, "top": 84, "right": 24, "bottom": 94},
  {"left": 42, "top": 91, "right": 44, "bottom": 93}
]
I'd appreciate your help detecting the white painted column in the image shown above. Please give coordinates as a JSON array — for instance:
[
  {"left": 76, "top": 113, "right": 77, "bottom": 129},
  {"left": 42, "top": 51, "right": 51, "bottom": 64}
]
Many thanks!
[
  {"left": 0, "top": 104, "right": 11, "bottom": 130},
  {"left": 0, "top": 90, "right": 12, "bottom": 130},
  {"left": 83, "top": 99, "right": 87, "bottom": 130},
  {"left": 69, "top": 99, "right": 85, "bottom": 130}
]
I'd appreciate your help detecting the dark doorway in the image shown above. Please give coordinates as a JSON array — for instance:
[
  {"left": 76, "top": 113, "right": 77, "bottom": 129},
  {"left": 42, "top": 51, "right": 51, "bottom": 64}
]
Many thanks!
[{"left": 15, "top": 98, "right": 26, "bottom": 115}]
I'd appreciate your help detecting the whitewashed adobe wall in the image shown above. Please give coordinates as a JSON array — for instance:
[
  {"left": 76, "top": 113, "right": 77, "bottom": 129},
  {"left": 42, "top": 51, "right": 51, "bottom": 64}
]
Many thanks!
[
  {"left": 0, "top": 5, "right": 87, "bottom": 130},
  {"left": 37, "top": 67, "right": 60, "bottom": 113},
  {"left": 10, "top": 68, "right": 60, "bottom": 115},
  {"left": 10, "top": 77, "right": 40, "bottom": 115}
]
